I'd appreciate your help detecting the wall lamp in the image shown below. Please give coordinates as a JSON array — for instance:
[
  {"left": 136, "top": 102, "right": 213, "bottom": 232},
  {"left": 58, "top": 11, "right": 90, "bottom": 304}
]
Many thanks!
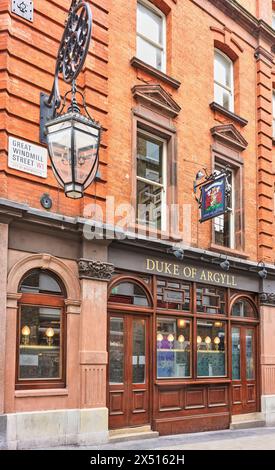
[
  {"left": 258, "top": 261, "right": 268, "bottom": 279},
  {"left": 40, "top": 1, "right": 101, "bottom": 199},
  {"left": 212, "top": 255, "right": 230, "bottom": 272},
  {"left": 167, "top": 246, "right": 185, "bottom": 261}
]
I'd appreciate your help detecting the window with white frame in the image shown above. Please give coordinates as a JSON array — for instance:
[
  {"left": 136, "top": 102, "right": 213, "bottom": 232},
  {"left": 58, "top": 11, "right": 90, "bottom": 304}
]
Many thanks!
[
  {"left": 136, "top": 130, "right": 167, "bottom": 231},
  {"left": 214, "top": 49, "right": 234, "bottom": 112},
  {"left": 273, "top": 92, "right": 275, "bottom": 139},
  {"left": 214, "top": 164, "right": 235, "bottom": 249},
  {"left": 272, "top": 12, "right": 275, "bottom": 29},
  {"left": 137, "top": 0, "right": 166, "bottom": 72}
]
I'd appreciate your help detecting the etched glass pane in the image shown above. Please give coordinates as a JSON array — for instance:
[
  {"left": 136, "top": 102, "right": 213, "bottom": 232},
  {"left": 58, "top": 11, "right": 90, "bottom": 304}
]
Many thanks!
[
  {"left": 110, "top": 282, "right": 149, "bottom": 307},
  {"left": 197, "top": 320, "right": 226, "bottom": 377},
  {"left": 109, "top": 317, "right": 124, "bottom": 384},
  {"left": 232, "top": 327, "right": 241, "bottom": 380},
  {"left": 246, "top": 329, "right": 255, "bottom": 380},
  {"left": 132, "top": 319, "right": 146, "bottom": 384}
]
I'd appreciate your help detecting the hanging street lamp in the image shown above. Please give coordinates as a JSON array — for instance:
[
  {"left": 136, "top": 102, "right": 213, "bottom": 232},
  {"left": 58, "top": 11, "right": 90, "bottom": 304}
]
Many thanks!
[{"left": 40, "top": 0, "right": 101, "bottom": 199}]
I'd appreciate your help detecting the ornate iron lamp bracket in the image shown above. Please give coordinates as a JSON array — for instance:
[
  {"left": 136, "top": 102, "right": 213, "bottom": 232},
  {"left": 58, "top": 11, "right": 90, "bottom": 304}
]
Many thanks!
[{"left": 40, "top": 0, "right": 92, "bottom": 143}]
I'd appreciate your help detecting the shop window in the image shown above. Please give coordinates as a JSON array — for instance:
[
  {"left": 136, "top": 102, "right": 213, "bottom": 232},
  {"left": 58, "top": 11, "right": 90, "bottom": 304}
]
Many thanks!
[
  {"left": 17, "top": 270, "right": 66, "bottom": 389},
  {"left": 231, "top": 298, "right": 257, "bottom": 318},
  {"left": 137, "top": 0, "right": 166, "bottom": 72},
  {"left": 157, "top": 279, "right": 190, "bottom": 311},
  {"left": 157, "top": 317, "right": 191, "bottom": 378},
  {"left": 136, "top": 130, "right": 167, "bottom": 231},
  {"left": 197, "top": 320, "right": 226, "bottom": 377},
  {"left": 109, "top": 281, "right": 150, "bottom": 307},
  {"left": 196, "top": 285, "right": 226, "bottom": 315},
  {"left": 214, "top": 49, "right": 234, "bottom": 112}
]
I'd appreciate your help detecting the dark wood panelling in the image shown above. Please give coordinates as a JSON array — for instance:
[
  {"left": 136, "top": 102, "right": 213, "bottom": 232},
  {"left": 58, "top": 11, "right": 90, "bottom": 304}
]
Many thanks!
[
  {"left": 109, "top": 391, "right": 124, "bottom": 415},
  {"left": 208, "top": 386, "right": 228, "bottom": 407},
  {"left": 154, "top": 412, "right": 230, "bottom": 435},
  {"left": 185, "top": 388, "right": 206, "bottom": 410},
  {"left": 133, "top": 390, "right": 146, "bottom": 413},
  {"left": 159, "top": 389, "right": 182, "bottom": 412},
  {"left": 232, "top": 385, "right": 242, "bottom": 405}
]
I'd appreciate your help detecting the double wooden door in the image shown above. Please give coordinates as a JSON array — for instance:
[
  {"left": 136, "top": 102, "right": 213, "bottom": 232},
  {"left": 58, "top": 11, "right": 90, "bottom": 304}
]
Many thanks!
[
  {"left": 108, "top": 314, "right": 150, "bottom": 429},
  {"left": 231, "top": 325, "right": 258, "bottom": 414}
]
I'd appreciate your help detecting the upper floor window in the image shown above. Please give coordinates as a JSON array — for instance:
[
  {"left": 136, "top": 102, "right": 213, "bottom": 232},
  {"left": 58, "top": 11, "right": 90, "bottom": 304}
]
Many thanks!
[
  {"left": 17, "top": 269, "right": 66, "bottom": 389},
  {"left": 214, "top": 49, "right": 234, "bottom": 112},
  {"left": 137, "top": 0, "right": 166, "bottom": 72},
  {"left": 136, "top": 130, "right": 167, "bottom": 231},
  {"left": 272, "top": 12, "right": 275, "bottom": 29},
  {"left": 273, "top": 92, "right": 275, "bottom": 139},
  {"left": 214, "top": 163, "right": 235, "bottom": 249}
]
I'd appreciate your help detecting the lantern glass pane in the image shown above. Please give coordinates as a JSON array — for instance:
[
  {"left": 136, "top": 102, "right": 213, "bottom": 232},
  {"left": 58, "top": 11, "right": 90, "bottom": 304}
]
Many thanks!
[
  {"left": 74, "top": 125, "right": 99, "bottom": 185},
  {"left": 47, "top": 124, "right": 72, "bottom": 184}
]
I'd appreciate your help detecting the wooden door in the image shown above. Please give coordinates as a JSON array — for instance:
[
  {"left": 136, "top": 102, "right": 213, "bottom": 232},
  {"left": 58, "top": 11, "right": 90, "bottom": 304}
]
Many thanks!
[
  {"left": 231, "top": 325, "right": 258, "bottom": 414},
  {"left": 108, "top": 314, "right": 150, "bottom": 429}
]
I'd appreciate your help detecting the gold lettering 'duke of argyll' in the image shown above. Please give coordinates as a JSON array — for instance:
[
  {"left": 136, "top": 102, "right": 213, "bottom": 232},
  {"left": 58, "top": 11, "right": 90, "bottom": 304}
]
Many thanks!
[{"left": 146, "top": 258, "right": 237, "bottom": 287}]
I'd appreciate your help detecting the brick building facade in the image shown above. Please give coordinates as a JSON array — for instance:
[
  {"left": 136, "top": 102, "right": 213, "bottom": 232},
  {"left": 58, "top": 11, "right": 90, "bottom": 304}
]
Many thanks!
[{"left": 1, "top": 0, "right": 275, "bottom": 448}]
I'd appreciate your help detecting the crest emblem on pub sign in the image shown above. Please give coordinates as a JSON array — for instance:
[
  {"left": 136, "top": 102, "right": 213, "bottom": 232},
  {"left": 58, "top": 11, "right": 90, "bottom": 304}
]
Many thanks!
[{"left": 201, "top": 175, "right": 226, "bottom": 222}]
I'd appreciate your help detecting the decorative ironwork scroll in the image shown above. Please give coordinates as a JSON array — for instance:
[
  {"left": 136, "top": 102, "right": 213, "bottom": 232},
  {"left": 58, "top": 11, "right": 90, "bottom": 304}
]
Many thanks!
[{"left": 47, "top": 0, "right": 92, "bottom": 114}]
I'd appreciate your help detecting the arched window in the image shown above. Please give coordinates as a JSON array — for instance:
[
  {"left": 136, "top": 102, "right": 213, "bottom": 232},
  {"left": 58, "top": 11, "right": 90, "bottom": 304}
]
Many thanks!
[
  {"left": 231, "top": 298, "right": 257, "bottom": 318},
  {"left": 17, "top": 269, "right": 66, "bottom": 389},
  {"left": 214, "top": 49, "right": 234, "bottom": 112},
  {"left": 109, "top": 280, "right": 151, "bottom": 307}
]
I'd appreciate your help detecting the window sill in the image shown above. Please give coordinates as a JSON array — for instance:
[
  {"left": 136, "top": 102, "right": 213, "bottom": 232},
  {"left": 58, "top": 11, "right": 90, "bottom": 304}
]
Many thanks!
[
  {"left": 15, "top": 388, "right": 69, "bottom": 398},
  {"left": 130, "top": 57, "right": 181, "bottom": 90},
  {"left": 210, "top": 102, "right": 248, "bottom": 127},
  {"left": 155, "top": 379, "right": 231, "bottom": 386},
  {"left": 210, "top": 243, "right": 249, "bottom": 259}
]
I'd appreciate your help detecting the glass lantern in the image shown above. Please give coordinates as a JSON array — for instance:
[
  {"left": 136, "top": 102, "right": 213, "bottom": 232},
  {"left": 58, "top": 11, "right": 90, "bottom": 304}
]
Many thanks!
[{"left": 45, "top": 111, "right": 101, "bottom": 199}]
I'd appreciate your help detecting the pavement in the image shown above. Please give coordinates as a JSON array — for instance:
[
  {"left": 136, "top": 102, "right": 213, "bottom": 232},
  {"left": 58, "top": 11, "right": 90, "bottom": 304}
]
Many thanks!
[{"left": 50, "top": 426, "right": 275, "bottom": 450}]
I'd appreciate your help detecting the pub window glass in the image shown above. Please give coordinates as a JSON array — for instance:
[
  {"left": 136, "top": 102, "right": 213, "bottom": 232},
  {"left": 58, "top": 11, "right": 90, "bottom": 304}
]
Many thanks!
[
  {"left": 197, "top": 320, "right": 226, "bottom": 377},
  {"left": 157, "top": 279, "right": 191, "bottom": 311},
  {"left": 109, "top": 282, "right": 149, "bottom": 307},
  {"left": 196, "top": 285, "right": 226, "bottom": 315},
  {"left": 18, "top": 270, "right": 65, "bottom": 384},
  {"left": 109, "top": 317, "right": 124, "bottom": 384},
  {"left": 19, "top": 306, "right": 62, "bottom": 379},
  {"left": 231, "top": 299, "right": 257, "bottom": 318},
  {"left": 157, "top": 317, "right": 191, "bottom": 378}
]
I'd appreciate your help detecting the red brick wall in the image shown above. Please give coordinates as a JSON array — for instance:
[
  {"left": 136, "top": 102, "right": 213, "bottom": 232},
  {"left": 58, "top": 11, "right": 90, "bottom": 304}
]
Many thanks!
[
  {"left": 0, "top": 0, "right": 109, "bottom": 215},
  {"left": 1, "top": 0, "right": 275, "bottom": 263}
]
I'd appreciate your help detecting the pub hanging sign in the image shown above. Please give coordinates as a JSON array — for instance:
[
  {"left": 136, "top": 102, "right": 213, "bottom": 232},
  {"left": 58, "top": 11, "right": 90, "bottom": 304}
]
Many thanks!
[{"left": 194, "top": 167, "right": 231, "bottom": 223}]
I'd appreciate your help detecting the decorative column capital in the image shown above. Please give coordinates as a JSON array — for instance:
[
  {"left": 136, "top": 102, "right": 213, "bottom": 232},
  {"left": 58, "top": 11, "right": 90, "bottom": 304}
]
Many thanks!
[
  {"left": 259, "top": 293, "right": 275, "bottom": 306},
  {"left": 78, "top": 258, "right": 114, "bottom": 281}
]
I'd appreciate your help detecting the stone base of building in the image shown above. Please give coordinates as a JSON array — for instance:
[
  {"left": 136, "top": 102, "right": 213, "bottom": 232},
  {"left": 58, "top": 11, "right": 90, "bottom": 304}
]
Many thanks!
[
  {"left": 0, "top": 407, "right": 109, "bottom": 449},
  {"left": 261, "top": 395, "right": 275, "bottom": 426}
]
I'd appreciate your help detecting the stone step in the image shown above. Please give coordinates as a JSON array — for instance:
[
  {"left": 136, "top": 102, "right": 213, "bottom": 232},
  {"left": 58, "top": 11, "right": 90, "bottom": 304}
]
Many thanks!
[
  {"left": 231, "top": 412, "right": 263, "bottom": 423},
  {"left": 109, "top": 426, "right": 159, "bottom": 443},
  {"left": 230, "top": 413, "right": 265, "bottom": 430}
]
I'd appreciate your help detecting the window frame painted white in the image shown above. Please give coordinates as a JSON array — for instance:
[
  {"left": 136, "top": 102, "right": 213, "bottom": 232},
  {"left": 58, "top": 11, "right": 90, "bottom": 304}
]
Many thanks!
[
  {"left": 136, "top": 129, "right": 167, "bottom": 232},
  {"left": 214, "top": 49, "right": 234, "bottom": 112},
  {"left": 136, "top": 0, "right": 166, "bottom": 73}
]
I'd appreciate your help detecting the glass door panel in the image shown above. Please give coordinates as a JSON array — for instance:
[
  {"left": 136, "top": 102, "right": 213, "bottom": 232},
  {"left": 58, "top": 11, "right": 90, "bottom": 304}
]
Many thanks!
[
  {"left": 109, "top": 317, "right": 124, "bottom": 384},
  {"left": 246, "top": 328, "right": 255, "bottom": 380},
  {"left": 232, "top": 327, "right": 241, "bottom": 380},
  {"left": 132, "top": 318, "right": 146, "bottom": 384}
]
